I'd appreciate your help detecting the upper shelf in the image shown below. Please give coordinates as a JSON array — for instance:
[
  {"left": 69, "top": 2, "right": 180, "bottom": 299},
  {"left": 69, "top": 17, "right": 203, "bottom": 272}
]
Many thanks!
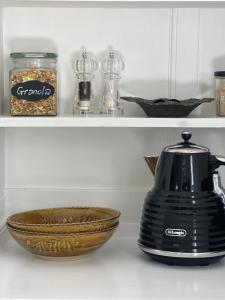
[
  {"left": 2, "top": 0, "right": 225, "bottom": 8},
  {"left": 0, "top": 115, "right": 225, "bottom": 128}
]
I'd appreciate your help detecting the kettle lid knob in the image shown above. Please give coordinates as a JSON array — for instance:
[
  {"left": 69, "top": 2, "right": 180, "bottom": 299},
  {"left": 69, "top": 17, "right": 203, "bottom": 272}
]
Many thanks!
[
  {"left": 182, "top": 131, "right": 192, "bottom": 143},
  {"left": 165, "top": 131, "right": 208, "bottom": 153}
]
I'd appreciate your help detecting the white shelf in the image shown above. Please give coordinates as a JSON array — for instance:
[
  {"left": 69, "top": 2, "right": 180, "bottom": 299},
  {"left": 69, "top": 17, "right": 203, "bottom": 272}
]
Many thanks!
[
  {"left": 0, "top": 223, "right": 225, "bottom": 300},
  {"left": 3, "top": 0, "right": 225, "bottom": 7},
  {"left": 0, "top": 115, "right": 224, "bottom": 128}
]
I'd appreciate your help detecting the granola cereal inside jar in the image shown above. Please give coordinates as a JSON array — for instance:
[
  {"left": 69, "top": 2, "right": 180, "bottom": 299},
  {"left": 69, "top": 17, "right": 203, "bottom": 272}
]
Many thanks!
[{"left": 10, "top": 52, "right": 58, "bottom": 116}]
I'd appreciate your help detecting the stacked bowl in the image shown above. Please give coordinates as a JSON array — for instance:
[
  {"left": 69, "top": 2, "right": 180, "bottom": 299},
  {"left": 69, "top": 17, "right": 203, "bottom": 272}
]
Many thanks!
[{"left": 7, "top": 207, "right": 120, "bottom": 260}]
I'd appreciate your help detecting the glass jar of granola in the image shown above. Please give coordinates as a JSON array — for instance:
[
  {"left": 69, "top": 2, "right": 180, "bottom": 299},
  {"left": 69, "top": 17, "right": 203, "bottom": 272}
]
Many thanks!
[
  {"left": 215, "top": 71, "right": 225, "bottom": 116},
  {"left": 10, "top": 52, "right": 58, "bottom": 116}
]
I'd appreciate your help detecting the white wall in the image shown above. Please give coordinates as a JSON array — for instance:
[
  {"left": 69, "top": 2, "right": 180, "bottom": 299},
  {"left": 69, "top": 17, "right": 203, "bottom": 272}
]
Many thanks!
[
  {"left": 5, "top": 127, "right": 225, "bottom": 222},
  {"left": 3, "top": 6, "right": 171, "bottom": 115},
  {"left": 5, "top": 127, "right": 166, "bottom": 221},
  {"left": 3, "top": 5, "right": 225, "bottom": 222},
  {"left": 3, "top": 6, "right": 225, "bottom": 116}
]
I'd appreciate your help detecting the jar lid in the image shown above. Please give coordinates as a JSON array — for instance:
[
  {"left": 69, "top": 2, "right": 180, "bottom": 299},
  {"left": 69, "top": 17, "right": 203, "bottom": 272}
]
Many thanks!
[
  {"left": 10, "top": 52, "right": 58, "bottom": 59},
  {"left": 164, "top": 131, "right": 209, "bottom": 154},
  {"left": 214, "top": 71, "right": 225, "bottom": 77}
]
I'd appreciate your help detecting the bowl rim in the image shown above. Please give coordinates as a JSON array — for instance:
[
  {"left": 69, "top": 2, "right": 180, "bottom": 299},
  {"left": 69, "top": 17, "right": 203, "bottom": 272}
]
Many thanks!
[
  {"left": 7, "top": 207, "right": 121, "bottom": 227},
  {"left": 7, "top": 222, "right": 119, "bottom": 237}
]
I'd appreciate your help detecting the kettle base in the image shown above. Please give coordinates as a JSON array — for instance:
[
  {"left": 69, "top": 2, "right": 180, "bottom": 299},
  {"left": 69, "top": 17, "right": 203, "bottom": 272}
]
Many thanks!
[{"left": 147, "top": 253, "right": 224, "bottom": 266}]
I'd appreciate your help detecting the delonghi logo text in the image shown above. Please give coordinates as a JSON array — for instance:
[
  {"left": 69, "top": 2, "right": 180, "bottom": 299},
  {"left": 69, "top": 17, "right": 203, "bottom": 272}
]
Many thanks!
[{"left": 165, "top": 228, "right": 187, "bottom": 237}]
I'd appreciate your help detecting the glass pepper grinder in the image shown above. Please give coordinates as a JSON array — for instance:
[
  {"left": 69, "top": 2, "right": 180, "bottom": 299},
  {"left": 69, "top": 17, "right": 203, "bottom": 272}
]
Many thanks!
[
  {"left": 100, "top": 50, "right": 125, "bottom": 116},
  {"left": 73, "top": 48, "right": 98, "bottom": 115}
]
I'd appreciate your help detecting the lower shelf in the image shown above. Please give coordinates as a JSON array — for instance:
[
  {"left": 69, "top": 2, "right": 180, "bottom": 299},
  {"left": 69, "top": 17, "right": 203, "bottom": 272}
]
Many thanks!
[{"left": 0, "top": 223, "right": 225, "bottom": 299}]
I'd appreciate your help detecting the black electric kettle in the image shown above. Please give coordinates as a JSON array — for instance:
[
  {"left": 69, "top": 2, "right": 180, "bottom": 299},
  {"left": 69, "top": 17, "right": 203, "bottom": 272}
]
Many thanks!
[{"left": 139, "top": 131, "right": 225, "bottom": 266}]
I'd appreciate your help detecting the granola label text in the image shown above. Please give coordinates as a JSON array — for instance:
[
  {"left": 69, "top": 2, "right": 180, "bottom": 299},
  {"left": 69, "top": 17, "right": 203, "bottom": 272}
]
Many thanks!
[{"left": 11, "top": 80, "right": 55, "bottom": 101}]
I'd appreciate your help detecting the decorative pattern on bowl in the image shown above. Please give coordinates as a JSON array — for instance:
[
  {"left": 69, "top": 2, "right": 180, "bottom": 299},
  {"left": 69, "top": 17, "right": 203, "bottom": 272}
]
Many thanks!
[{"left": 7, "top": 224, "right": 118, "bottom": 258}]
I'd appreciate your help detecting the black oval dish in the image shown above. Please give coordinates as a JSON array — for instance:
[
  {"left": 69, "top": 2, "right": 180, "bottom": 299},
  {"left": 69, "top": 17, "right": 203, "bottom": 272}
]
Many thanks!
[{"left": 121, "top": 97, "right": 214, "bottom": 117}]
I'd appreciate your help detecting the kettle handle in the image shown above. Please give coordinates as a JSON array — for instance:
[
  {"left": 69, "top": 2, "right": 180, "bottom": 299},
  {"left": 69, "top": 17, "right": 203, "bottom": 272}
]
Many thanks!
[
  {"left": 213, "top": 172, "right": 225, "bottom": 205},
  {"left": 210, "top": 155, "right": 225, "bottom": 171}
]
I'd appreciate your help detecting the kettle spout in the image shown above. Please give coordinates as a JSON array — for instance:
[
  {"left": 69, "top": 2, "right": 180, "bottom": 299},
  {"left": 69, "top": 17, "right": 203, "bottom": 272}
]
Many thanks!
[{"left": 144, "top": 156, "right": 159, "bottom": 176}]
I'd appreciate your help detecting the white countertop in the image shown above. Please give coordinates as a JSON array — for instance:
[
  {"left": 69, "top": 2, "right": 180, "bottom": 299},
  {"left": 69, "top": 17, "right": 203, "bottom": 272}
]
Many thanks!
[{"left": 0, "top": 224, "right": 225, "bottom": 300}]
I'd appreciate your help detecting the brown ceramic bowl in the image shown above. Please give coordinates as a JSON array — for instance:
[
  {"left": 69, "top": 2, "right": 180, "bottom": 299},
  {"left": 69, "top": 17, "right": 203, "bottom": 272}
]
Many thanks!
[
  {"left": 7, "top": 223, "right": 118, "bottom": 259},
  {"left": 7, "top": 207, "right": 120, "bottom": 234}
]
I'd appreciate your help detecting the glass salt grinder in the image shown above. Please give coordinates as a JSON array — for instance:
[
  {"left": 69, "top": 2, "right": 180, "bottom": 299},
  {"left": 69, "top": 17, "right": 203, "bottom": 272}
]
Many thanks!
[
  {"left": 73, "top": 48, "right": 98, "bottom": 115},
  {"left": 100, "top": 50, "right": 125, "bottom": 116},
  {"left": 215, "top": 71, "right": 225, "bottom": 117}
]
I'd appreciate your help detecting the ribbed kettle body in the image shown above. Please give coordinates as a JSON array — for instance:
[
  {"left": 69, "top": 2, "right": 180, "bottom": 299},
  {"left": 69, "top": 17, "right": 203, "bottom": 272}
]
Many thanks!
[{"left": 139, "top": 189, "right": 225, "bottom": 254}]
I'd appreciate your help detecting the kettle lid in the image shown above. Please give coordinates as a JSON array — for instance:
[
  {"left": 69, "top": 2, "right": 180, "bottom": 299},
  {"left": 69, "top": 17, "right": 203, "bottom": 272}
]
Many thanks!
[{"left": 164, "top": 131, "right": 209, "bottom": 154}]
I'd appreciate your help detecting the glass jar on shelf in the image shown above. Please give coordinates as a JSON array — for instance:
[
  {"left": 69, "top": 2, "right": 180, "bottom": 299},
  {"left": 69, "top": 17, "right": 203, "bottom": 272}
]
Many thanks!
[
  {"left": 214, "top": 71, "right": 225, "bottom": 116},
  {"left": 10, "top": 52, "right": 58, "bottom": 116}
]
